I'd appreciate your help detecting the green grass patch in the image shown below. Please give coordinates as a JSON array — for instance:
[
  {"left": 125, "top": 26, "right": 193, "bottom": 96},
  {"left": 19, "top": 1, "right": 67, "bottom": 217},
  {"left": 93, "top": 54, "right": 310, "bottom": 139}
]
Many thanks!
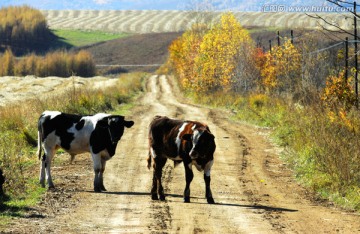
[{"left": 52, "top": 29, "right": 129, "bottom": 47}]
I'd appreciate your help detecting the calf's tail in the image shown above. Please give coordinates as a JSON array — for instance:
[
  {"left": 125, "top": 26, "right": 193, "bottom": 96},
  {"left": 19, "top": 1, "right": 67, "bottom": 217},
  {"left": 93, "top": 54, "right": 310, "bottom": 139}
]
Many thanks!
[{"left": 147, "top": 152, "right": 152, "bottom": 170}]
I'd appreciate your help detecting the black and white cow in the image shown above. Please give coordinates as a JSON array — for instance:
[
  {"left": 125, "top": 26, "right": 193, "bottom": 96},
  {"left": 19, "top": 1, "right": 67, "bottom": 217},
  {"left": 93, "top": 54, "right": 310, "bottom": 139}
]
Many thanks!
[
  {"left": 37, "top": 111, "right": 134, "bottom": 192},
  {"left": 147, "top": 116, "right": 216, "bottom": 204}
]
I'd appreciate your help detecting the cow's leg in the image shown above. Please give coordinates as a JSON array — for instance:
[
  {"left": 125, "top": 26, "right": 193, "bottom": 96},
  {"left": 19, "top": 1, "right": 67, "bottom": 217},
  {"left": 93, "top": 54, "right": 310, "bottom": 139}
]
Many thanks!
[
  {"left": 43, "top": 148, "right": 55, "bottom": 189},
  {"left": 99, "top": 158, "right": 107, "bottom": 191},
  {"left": 92, "top": 154, "right": 102, "bottom": 192},
  {"left": 39, "top": 153, "right": 46, "bottom": 188},
  {"left": 183, "top": 162, "right": 194, "bottom": 203},
  {"left": 152, "top": 157, "right": 167, "bottom": 201},
  {"left": 204, "top": 160, "right": 215, "bottom": 204}
]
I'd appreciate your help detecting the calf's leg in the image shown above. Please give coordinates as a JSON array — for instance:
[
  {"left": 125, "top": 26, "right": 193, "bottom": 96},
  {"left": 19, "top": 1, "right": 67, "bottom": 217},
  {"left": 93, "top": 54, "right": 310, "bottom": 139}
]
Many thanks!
[
  {"left": 183, "top": 162, "right": 194, "bottom": 203},
  {"left": 151, "top": 157, "right": 167, "bottom": 201},
  {"left": 204, "top": 160, "right": 215, "bottom": 204}
]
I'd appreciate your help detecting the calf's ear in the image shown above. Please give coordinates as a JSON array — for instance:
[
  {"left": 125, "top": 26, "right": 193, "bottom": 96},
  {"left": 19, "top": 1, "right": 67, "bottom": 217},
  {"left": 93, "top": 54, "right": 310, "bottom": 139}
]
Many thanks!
[
  {"left": 124, "top": 120, "right": 134, "bottom": 128},
  {"left": 181, "top": 134, "right": 192, "bottom": 141}
]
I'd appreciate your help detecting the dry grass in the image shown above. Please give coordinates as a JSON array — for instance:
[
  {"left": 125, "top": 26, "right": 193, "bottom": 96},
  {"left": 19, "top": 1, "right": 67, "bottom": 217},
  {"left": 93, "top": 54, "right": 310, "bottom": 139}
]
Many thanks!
[{"left": 189, "top": 90, "right": 360, "bottom": 211}]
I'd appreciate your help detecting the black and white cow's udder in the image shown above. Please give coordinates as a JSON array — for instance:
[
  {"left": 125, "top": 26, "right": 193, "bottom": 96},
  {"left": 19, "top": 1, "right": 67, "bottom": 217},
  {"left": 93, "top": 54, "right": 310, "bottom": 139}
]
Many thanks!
[{"left": 37, "top": 110, "right": 134, "bottom": 192}]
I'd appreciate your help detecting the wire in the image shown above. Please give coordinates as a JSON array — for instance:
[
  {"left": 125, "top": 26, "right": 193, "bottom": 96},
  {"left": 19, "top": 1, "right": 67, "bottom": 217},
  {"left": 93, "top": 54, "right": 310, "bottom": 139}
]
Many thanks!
[
  {"left": 96, "top": 64, "right": 162, "bottom": 67},
  {"left": 305, "top": 41, "right": 344, "bottom": 55}
]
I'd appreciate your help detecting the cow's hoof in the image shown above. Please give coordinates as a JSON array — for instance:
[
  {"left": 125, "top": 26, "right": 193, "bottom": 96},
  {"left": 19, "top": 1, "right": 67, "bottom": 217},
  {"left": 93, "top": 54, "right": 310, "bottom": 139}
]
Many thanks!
[
  {"left": 47, "top": 186, "right": 55, "bottom": 191},
  {"left": 94, "top": 187, "right": 102, "bottom": 193},
  {"left": 151, "top": 194, "right": 159, "bottom": 200},
  {"left": 159, "top": 194, "right": 166, "bottom": 201},
  {"left": 207, "top": 197, "right": 215, "bottom": 204},
  {"left": 100, "top": 186, "right": 107, "bottom": 191},
  {"left": 184, "top": 196, "right": 190, "bottom": 203}
]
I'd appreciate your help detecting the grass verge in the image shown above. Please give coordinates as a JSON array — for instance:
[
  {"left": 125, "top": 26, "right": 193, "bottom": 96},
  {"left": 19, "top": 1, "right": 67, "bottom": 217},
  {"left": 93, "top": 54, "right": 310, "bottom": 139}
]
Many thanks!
[{"left": 189, "top": 90, "right": 360, "bottom": 212}]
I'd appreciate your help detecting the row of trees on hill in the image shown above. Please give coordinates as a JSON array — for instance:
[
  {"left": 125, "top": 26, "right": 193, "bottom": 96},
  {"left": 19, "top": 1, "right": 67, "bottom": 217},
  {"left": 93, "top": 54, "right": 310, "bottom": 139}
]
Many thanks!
[
  {"left": 169, "top": 13, "right": 349, "bottom": 100},
  {"left": 0, "top": 5, "right": 55, "bottom": 55},
  {"left": 0, "top": 49, "right": 96, "bottom": 77}
]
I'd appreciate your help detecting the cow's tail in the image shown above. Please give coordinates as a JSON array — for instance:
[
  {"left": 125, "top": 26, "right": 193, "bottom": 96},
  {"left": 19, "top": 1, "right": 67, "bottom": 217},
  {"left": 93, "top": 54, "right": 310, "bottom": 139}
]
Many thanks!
[{"left": 37, "top": 120, "right": 43, "bottom": 160}]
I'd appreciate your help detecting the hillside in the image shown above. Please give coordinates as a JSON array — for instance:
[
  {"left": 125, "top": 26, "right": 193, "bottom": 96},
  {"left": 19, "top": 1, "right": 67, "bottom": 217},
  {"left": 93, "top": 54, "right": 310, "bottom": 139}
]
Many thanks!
[
  {"left": 82, "top": 32, "right": 182, "bottom": 74},
  {"left": 41, "top": 10, "right": 353, "bottom": 34}
]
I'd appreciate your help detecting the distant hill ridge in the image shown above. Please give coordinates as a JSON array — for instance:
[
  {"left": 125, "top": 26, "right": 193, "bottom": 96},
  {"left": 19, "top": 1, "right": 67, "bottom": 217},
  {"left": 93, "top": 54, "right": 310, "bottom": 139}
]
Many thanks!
[{"left": 41, "top": 10, "right": 353, "bottom": 33}]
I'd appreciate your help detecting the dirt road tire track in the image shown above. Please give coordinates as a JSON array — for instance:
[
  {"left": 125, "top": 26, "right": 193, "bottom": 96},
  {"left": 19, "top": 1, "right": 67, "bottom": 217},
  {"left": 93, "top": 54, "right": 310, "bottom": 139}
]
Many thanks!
[{"left": 3, "top": 75, "right": 360, "bottom": 233}]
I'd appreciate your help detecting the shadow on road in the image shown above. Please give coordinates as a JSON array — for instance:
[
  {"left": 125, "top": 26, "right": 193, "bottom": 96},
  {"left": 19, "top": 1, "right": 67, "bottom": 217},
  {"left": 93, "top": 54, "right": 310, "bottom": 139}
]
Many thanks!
[{"left": 95, "top": 191, "right": 297, "bottom": 213}]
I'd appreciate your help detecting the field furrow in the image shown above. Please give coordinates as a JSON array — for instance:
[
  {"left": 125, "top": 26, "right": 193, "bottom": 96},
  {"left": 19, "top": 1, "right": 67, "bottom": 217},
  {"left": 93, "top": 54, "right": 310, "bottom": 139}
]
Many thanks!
[{"left": 41, "top": 10, "right": 354, "bottom": 33}]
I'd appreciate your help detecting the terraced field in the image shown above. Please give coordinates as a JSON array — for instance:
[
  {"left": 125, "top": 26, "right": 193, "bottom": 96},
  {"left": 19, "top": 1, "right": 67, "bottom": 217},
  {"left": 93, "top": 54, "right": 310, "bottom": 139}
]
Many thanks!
[{"left": 41, "top": 10, "right": 353, "bottom": 33}]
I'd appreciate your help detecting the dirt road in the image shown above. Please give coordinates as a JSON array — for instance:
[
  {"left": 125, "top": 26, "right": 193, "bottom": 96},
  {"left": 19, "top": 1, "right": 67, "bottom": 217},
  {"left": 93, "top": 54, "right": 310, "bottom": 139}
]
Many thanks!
[{"left": 5, "top": 75, "right": 360, "bottom": 233}]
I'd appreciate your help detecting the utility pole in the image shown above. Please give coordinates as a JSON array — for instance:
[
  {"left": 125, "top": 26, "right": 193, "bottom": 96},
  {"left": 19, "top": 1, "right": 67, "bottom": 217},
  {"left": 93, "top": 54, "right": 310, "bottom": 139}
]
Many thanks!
[{"left": 346, "top": 37, "right": 349, "bottom": 82}]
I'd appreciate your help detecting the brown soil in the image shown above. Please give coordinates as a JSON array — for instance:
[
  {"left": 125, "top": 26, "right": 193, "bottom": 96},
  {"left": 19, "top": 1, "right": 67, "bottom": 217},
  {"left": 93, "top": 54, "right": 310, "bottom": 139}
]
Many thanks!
[
  {"left": 2, "top": 75, "right": 360, "bottom": 233},
  {"left": 83, "top": 32, "right": 183, "bottom": 74}
]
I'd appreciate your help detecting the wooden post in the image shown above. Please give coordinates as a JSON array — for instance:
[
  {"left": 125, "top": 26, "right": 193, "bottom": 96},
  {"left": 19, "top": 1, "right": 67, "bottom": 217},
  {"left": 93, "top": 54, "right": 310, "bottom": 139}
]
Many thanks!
[
  {"left": 291, "top": 30, "right": 294, "bottom": 44},
  {"left": 269, "top": 40, "right": 272, "bottom": 53},
  {"left": 277, "top": 31, "right": 280, "bottom": 46},
  {"left": 346, "top": 37, "right": 349, "bottom": 82},
  {"left": 354, "top": 1, "right": 358, "bottom": 106}
]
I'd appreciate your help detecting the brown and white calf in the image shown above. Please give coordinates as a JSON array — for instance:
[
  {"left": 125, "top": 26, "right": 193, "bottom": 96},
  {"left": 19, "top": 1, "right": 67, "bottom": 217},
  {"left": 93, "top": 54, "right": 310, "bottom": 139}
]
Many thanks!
[
  {"left": 37, "top": 111, "right": 134, "bottom": 192},
  {"left": 147, "top": 116, "right": 216, "bottom": 204}
]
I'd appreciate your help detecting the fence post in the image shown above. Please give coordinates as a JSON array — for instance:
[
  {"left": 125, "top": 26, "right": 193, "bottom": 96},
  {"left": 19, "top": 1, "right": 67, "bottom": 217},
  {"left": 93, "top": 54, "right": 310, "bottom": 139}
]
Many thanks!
[
  {"left": 269, "top": 40, "right": 272, "bottom": 53},
  {"left": 291, "top": 30, "right": 294, "bottom": 44},
  {"left": 277, "top": 31, "right": 280, "bottom": 46},
  {"left": 346, "top": 37, "right": 349, "bottom": 82},
  {"left": 354, "top": 1, "right": 358, "bottom": 107}
]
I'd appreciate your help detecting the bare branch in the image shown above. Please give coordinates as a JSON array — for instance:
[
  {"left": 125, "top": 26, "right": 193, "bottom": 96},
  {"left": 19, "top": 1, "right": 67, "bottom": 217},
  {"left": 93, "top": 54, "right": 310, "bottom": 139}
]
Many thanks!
[
  {"left": 327, "top": 0, "right": 360, "bottom": 7},
  {"left": 326, "top": 0, "right": 360, "bottom": 18},
  {"left": 306, "top": 13, "right": 355, "bottom": 37},
  {"left": 318, "top": 24, "right": 349, "bottom": 41}
]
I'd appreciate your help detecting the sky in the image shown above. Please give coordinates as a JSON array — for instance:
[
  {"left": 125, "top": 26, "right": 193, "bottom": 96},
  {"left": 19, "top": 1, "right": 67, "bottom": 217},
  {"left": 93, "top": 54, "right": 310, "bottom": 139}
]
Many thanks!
[{"left": 0, "top": 0, "right": 345, "bottom": 11}]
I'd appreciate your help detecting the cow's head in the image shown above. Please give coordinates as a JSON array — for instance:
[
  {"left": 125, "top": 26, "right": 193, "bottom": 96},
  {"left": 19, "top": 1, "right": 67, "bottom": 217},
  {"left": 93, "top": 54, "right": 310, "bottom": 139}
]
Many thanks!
[
  {"left": 98, "top": 115, "right": 134, "bottom": 144},
  {"left": 182, "top": 129, "right": 215, "bottom": 160}
]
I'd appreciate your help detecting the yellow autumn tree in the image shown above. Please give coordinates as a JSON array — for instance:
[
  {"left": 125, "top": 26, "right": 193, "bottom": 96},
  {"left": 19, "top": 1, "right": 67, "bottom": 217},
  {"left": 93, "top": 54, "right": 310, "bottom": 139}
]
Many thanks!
[
  {"left": 260, "top": 39, "right": 301, "bottom": 93},
  {"left": 168, "top": 23, "right": 207, "bottom": 89},
  {"left": 194, "top": 12, "right": 254, "bottom": 92}
]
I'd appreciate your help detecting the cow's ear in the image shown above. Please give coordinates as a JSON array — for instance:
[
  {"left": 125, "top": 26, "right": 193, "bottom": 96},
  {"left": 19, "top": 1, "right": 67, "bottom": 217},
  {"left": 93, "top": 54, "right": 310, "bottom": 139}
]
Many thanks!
[
  {"left": 108, "top": 116, "right": 124, "bottom": 124},
  {"left": 124, "top": 120, "right": 134, "bottom": 128},
  {"left": 181, "top": 134, "right": 192, "bottom": 141}
]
